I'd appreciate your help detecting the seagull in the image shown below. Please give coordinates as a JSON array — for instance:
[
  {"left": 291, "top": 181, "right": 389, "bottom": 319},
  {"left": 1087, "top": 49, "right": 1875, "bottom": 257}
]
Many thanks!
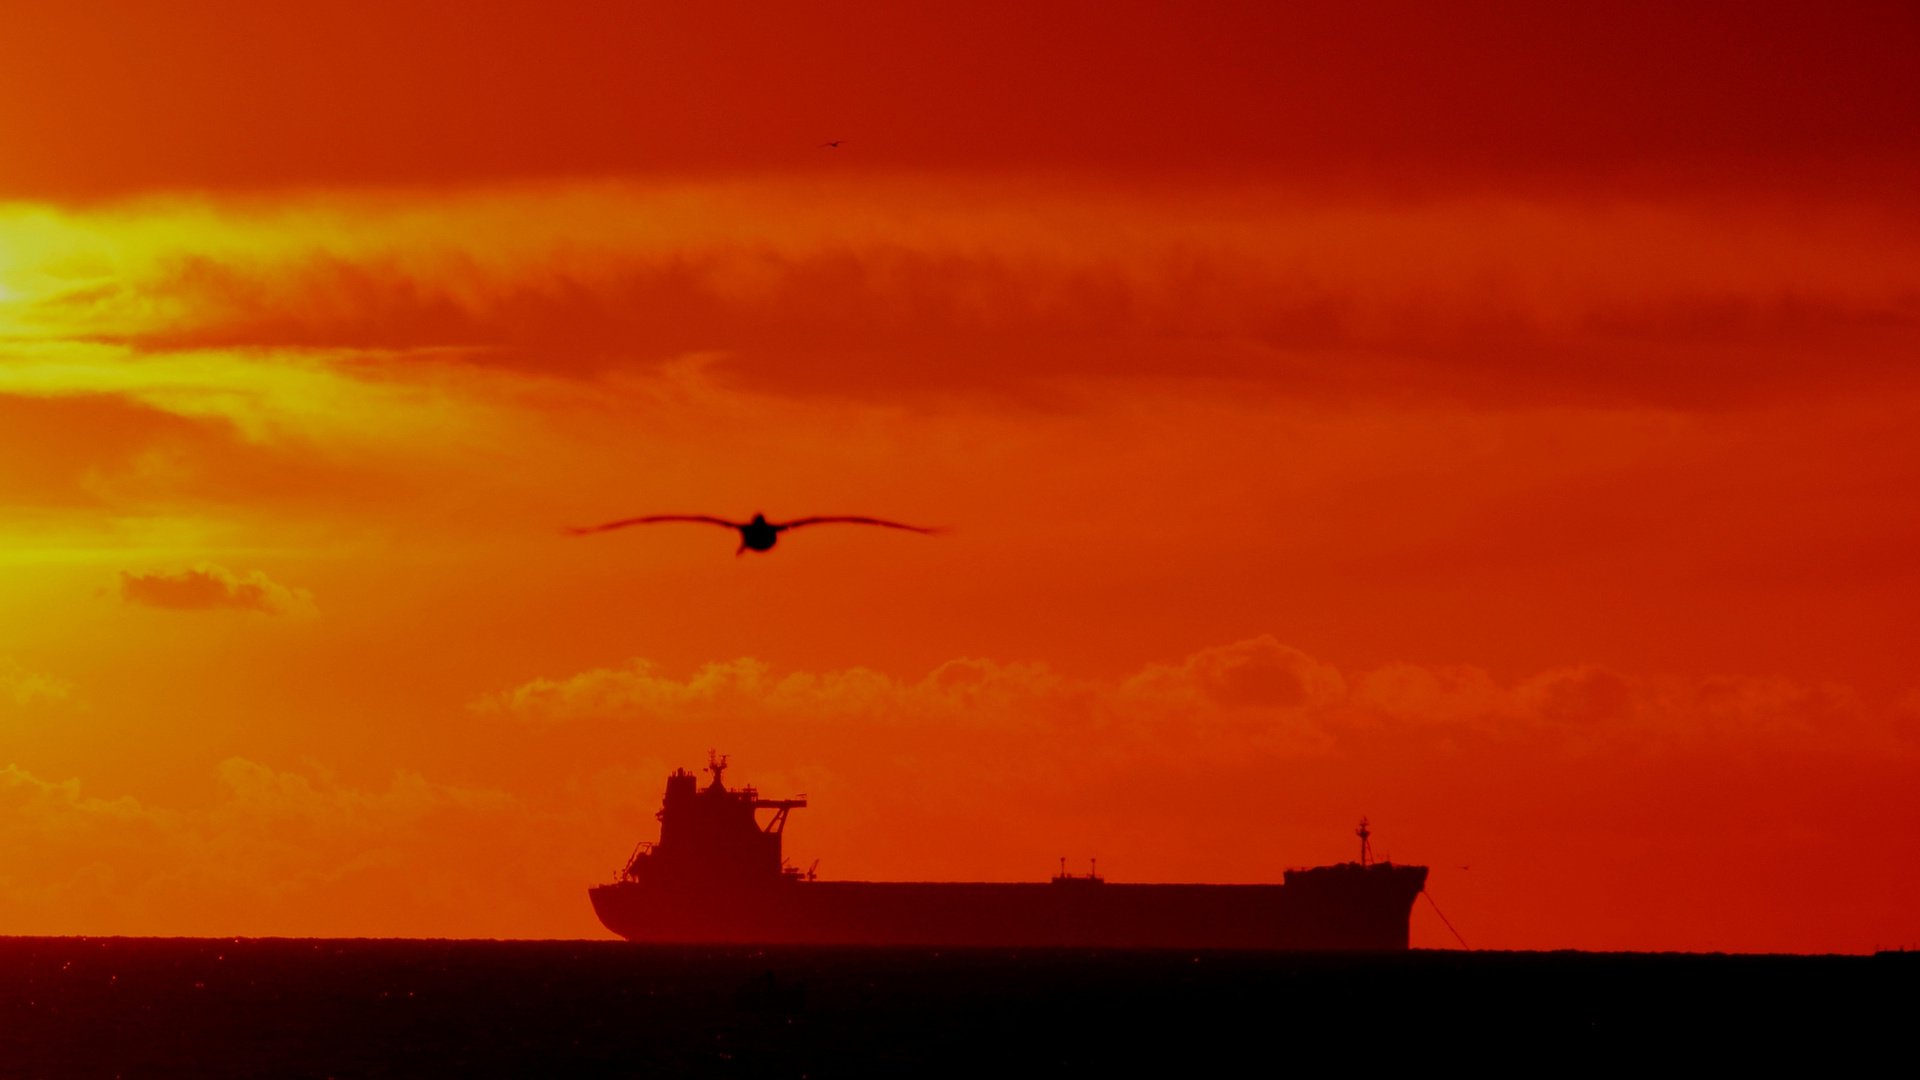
[
  {"left": 819, "top": 140, "right": 844, "bottom": 148},
  {"left": 566, "top": 512, "right": 937, "bottom": 555}
]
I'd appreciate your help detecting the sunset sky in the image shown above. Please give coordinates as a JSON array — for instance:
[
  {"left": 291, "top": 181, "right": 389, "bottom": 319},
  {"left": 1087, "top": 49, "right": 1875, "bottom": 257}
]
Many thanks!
[{"left": 3, "top": 2, "right": 1916, "bottom": 952}]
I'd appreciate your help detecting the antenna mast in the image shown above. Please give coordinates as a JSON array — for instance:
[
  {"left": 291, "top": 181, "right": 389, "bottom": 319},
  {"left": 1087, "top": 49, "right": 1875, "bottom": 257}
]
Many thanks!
[{"left": 1356, "top": 817, "right": 1373, "bottom": 867}]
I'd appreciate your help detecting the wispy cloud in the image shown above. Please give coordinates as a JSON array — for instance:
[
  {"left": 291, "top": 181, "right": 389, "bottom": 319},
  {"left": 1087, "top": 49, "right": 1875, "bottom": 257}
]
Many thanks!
[
  {"left": 5, "top": 185, "right": 1916, "bottom": 407},
  {"left": 0, "top": 657, "right": 71, "bottom": 707},
  {"left": 0, "top": 759, "right": 517, "bottom": 935},
  {"left": 119, "top": 563, "right": 315, "bottom": 616}
]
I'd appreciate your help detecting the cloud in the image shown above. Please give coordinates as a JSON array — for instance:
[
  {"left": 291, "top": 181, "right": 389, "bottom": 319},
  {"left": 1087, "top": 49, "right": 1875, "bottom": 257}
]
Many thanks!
[
  {"left": 0, "top": 386, "right": 399, "bottom": 526},
  {"left": 1123, "top": 638, "right": 1347, "bottom": 711},
  {"left": 5, "top": 185, "right": 1917, "bottom": 408},
  {"left": 5, "top": 647, "right": 1912, "bottom": 945},
  {"left": 471, "top": 655, "right": 1078, "bottom": 729},
  {"left": 118, "top": 563, "right": 315, "bottom": 615},
  {"left": 0, "top": 758, "right": 519, "bottom": 934},
  {"left": 0, "top": 763, "right": 151, "bottom": 823},
  {"left": 478, "top": 635, "right": 1915, "bottom": 758},
  {"left": 455, "top": 636, "right": 1919, "bottom": 954},
  {"left": 0, "top": 344, "right": 506, "bottom": 449},
  {"left": 0, "top": 657, "right": 71, "bottom": 707}
]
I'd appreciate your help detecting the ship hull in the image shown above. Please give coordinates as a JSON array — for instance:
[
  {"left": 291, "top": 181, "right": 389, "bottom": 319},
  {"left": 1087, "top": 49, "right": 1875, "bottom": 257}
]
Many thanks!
[{"left": 590, "top": 865, "right": 1427, "bottom": 950}]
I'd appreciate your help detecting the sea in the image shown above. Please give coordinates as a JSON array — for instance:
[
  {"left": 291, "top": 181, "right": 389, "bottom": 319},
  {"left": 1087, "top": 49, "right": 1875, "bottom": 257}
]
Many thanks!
[{"left": 0, "top": 938, "right": 1905, "bottom": 1077}]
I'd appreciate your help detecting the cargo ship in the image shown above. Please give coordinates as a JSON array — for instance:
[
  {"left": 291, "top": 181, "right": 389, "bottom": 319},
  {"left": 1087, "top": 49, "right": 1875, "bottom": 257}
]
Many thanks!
[{"left": 589, "top": 754, "right": 1428, "bottom": 950}]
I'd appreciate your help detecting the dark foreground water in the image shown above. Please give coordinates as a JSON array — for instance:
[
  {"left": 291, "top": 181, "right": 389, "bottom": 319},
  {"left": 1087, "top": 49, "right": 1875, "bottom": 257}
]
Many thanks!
[{"left": 0, "top": 938, "right": 1906, "bottom": 1077}]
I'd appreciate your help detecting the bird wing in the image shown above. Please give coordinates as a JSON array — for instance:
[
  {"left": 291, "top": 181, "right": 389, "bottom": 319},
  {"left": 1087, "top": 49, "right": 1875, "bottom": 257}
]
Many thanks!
[
  {"left": 775, "top": 516, "right": 939, "bottom": 534},
  {"left": 566, "top": 514, "right": 740, "bottom": 536}
]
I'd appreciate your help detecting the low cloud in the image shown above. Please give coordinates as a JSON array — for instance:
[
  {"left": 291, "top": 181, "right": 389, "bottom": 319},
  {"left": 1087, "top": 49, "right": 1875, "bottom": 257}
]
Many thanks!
[
  {"left": 0, "top": 759, "right": 518, "bottom": 935},
  {"left": 1123, "top": 638, "right": 1346, "bottom": 712},
  {"left": 0, "top": 657, "right": 71, "bottom": 707},
  {"left": 6, "top": 646, "right": 1913, "bottom": 947},
  {"left": 472, "top": 655, "right": 1078, "bottom": 729},
  {"left": 119, "top": 563, "right": 315, "bottom": 616},
  {"left": 457, "top": 636, "right": 1920, "bottom": 955},
  {"left": 477, "top": 635, "right": 1913, "bottom": 758}
]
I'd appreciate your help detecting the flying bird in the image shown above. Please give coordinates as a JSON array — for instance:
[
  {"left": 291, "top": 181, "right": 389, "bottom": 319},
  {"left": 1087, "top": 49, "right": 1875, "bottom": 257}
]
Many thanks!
[
  {"left": 567, "top": 512, "right": 937, "bottom": 555},
  {"left": 819, "top": 140, "right": 844, "bottom": 148}
]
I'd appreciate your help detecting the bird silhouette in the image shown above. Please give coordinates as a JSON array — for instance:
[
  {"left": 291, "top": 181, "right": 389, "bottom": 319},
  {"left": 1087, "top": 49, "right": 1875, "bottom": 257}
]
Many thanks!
[
  {"left": 819, "top": 140, "right": 844, "bottom": 148},
  {"left": 566, "top": 512, "right": 936, "bottom": 555}
]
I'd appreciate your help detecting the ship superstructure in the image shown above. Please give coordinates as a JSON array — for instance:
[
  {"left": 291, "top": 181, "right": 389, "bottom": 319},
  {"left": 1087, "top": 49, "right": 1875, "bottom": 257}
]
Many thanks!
[
  {"left": 590, "top": 753, "right": 1428, "bottom": 950},
  {"left": 617, "top": 755, "right": 807, "bottom": 887}
]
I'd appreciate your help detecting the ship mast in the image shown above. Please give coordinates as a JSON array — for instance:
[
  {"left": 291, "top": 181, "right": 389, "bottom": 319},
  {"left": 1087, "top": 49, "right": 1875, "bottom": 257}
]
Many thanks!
[{"left": 1356, "top": 817, "right": 1372, "bottom": 867}]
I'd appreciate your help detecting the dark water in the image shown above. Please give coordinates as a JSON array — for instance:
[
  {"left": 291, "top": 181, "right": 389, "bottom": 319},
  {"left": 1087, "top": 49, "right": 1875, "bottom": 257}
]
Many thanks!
[{"left": 0, "top": 938, "right": 1904, "bottom": 1077}]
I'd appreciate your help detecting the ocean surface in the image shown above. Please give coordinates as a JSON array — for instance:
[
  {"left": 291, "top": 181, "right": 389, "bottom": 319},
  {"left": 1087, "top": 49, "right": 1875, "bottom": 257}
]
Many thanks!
[{"left": 0, "top": 938, "right": 1903, "bottom": 1077}]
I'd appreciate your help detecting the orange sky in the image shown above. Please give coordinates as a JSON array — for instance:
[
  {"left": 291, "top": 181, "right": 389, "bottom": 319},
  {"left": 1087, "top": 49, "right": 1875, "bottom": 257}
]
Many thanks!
[{"left": 2, "top": 1, "right": 1916, "bottom": 952}]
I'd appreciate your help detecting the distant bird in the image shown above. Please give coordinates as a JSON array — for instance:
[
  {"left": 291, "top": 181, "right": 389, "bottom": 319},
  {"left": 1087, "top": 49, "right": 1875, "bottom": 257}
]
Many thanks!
[
  {"left": 819, "top": 140, "right": 844, "bottom": 148},
  {"left": 567, "top": 512, "right": 937, "bottom": 555}
]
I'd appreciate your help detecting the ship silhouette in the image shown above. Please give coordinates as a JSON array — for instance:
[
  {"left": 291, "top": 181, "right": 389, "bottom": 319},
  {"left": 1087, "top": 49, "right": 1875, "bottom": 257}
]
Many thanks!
[{"left": 589, "top": 753, "right": 1429, "bottom": 949}]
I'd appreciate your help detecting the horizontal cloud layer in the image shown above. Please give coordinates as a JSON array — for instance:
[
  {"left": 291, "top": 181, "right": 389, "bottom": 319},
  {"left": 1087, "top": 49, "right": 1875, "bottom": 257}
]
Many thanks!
[
  {"left": 120, "top": 563, "right": 315, "bottom": 615},
  {"left": 5, "top": 184, "right": 1915, "bottom": 407},
  {"left": 6, "top": 638, "right": 1915, "bottom": 946},
  {"left": 478, "top": 636, "right": 1914, "bottom": 757},
  {"left": 0, "top": 759, "right": 520, "bottom": 936}
]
